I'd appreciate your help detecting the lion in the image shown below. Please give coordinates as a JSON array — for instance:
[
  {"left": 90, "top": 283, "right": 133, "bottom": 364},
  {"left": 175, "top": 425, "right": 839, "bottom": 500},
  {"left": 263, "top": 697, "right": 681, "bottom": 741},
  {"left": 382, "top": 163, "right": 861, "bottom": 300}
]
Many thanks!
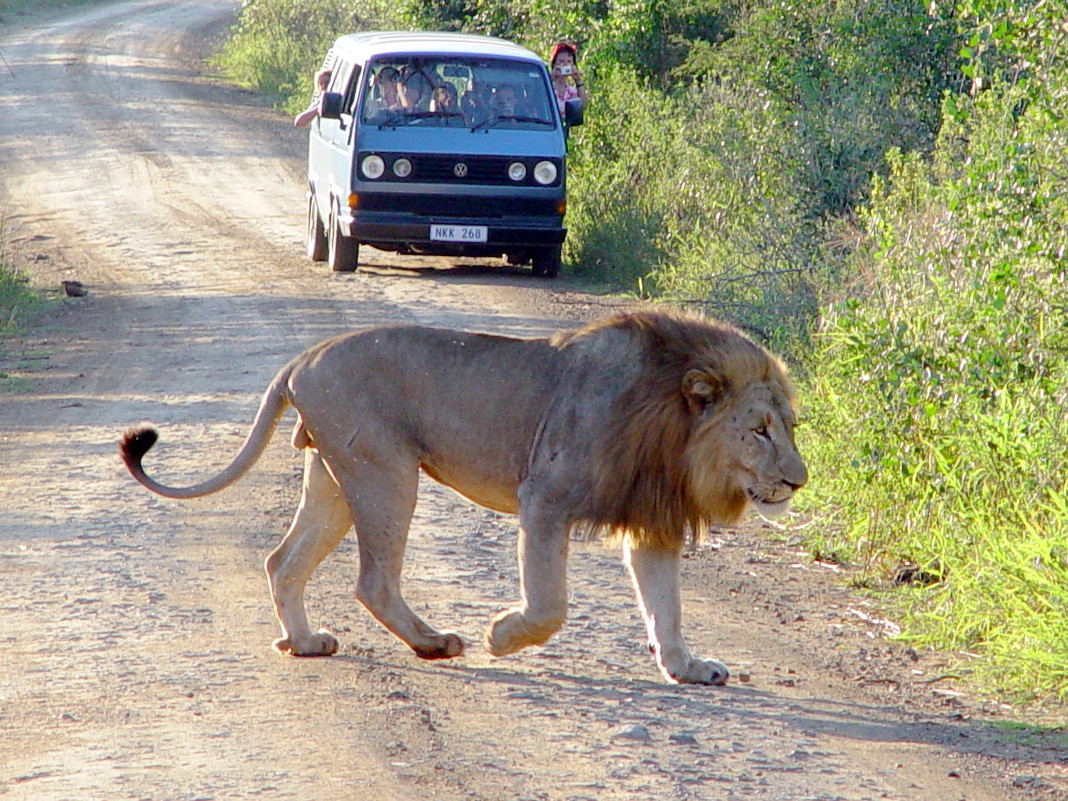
[{"left": 120, "top": 309, "right": 806, "bottom": 685}]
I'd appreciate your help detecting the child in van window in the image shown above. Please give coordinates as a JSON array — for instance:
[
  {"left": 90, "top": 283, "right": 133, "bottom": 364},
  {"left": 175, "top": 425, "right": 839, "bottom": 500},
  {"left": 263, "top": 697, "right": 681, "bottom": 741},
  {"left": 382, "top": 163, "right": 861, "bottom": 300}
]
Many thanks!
[
  {"left": 294, "top": 69, "right": 332, "bottom": 127},
  {"left": 431, "top": 83, "right": 458, "bottom": 114}
]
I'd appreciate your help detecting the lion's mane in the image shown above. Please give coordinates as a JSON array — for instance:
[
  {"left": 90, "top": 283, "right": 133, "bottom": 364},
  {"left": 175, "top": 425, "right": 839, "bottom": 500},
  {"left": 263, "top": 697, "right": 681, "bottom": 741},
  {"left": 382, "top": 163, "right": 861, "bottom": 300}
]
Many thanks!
[{"left": 561, "top": 310, "right": 794, "bottom": 550}]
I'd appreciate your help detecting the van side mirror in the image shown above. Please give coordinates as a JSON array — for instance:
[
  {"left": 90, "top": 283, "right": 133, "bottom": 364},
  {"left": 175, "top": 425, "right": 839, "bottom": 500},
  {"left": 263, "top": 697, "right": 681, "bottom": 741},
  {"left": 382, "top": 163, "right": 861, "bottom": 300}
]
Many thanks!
[
  {"left": 564, "top": 97, "right": 584, "bottom": 128},
  {"left": 319, "top": 91, "right": 345, "bottom": 120}
]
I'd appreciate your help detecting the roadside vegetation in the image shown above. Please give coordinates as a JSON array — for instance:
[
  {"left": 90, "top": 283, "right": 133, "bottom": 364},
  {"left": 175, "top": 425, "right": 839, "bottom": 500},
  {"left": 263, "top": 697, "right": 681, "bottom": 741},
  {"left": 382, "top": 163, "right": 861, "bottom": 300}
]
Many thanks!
[
  {"left": 0, "top": 0, "right": 100, "bottom": 20},
  {"left": 0, "top": 219, "right": 40, "bottom": 340},
  {"left": 215, "top": 0, "right": 1068, "bottom": 703}
]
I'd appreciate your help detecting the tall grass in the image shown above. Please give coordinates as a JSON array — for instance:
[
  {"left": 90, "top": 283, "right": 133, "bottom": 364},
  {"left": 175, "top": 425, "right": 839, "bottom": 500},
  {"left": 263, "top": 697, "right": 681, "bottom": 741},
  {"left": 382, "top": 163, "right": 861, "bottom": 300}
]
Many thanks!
[
  {"left": 803, "top": 47, "right": 1068, "bottom": 699},
  {"left": 0, "top": 219, "right": 41, "bottom": 339}
]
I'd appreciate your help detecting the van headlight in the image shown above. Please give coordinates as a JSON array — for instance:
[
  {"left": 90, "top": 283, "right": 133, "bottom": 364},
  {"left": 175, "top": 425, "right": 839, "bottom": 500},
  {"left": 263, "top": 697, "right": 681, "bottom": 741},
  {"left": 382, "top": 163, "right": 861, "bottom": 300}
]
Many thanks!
[
  {"left": 361, "top": 154, "right": 385, "bottom": 180},
  {"left": 507, "top": 162, "right": 527, "bottom": 182},
  {"left": 533, "top": 160, "right": 557, "bottom": 185},
  {"left": 392, "top": 158, "right": 413, "bottom": 178}
]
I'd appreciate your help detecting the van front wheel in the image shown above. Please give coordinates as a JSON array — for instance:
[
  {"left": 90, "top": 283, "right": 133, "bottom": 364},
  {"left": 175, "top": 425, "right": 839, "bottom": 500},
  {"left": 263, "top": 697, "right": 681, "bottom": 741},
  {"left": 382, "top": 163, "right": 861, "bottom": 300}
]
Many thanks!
[
  {"left": 327, "top": 204, "right": 359, "bottom": 272},
  {"left": 307, "top": 194, "right": 327, "bottom": 262},
  {"left": 530, "top": 245, "right": 561, "bottom": 278}
]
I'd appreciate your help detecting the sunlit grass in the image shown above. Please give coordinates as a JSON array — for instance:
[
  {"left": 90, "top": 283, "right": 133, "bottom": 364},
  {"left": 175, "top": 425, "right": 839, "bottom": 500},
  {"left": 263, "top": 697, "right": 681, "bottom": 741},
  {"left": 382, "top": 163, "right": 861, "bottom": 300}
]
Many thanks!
[
  {"left": 801, "top": 106, "right": 1068, "bottom": 702},
  {"left": 0, "top": 218, "right": 43, "bottom": 341}
]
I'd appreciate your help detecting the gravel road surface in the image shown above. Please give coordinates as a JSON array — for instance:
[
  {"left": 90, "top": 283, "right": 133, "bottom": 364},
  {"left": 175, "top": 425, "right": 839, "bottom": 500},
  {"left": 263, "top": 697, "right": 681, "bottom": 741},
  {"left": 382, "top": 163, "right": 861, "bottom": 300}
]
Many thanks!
[{"left": 1, "top": 2, "right": 1065, "bottom": 799}]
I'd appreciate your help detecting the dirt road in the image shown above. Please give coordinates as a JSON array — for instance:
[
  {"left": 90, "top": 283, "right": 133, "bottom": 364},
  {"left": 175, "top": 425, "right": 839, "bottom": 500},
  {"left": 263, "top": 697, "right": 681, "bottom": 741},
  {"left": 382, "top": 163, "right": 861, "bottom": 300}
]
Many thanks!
[{"left": 0, "top": 2, "right": 1065, "bottom": 799}]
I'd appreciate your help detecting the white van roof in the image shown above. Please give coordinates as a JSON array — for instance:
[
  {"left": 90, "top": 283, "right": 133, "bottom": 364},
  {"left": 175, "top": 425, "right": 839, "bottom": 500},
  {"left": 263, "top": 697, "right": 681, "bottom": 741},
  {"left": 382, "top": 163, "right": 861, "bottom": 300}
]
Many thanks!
[{"left": 330, "top": 31, "right": 545, "bottom": 65}]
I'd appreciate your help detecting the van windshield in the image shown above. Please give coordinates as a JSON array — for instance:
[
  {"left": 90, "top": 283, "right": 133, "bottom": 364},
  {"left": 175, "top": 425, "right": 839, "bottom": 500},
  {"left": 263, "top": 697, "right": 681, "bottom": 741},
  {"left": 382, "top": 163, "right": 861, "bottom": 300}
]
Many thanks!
[{"left": 361, "top": 56, "right": 555, "bottom": 130}]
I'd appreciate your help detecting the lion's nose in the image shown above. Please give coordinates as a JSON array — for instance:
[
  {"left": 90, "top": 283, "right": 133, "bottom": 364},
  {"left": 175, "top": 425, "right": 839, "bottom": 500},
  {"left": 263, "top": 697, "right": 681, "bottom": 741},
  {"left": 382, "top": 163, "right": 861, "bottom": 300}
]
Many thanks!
[{"left": 784, "top": 461, "right": 808, "bottom": 491}]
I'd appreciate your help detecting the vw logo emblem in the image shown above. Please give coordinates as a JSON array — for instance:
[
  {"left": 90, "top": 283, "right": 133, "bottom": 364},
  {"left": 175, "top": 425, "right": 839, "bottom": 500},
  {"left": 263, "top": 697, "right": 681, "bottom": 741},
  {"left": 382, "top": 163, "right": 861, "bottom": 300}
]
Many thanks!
[{"left": 453, "top": 162, "right": 468, "bottom": 178}]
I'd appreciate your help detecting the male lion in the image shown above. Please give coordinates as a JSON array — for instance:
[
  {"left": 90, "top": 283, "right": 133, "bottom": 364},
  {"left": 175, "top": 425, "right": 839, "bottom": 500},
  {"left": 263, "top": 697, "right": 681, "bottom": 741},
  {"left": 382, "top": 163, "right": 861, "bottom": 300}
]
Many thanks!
[{"left": 120, "top": 310, "right": 806, "bottom": 684}]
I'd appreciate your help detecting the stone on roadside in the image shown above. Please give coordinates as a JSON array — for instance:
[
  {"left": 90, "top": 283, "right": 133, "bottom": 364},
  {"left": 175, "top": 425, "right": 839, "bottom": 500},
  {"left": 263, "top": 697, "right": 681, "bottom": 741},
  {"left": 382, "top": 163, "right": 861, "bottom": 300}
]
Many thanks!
[{"left": 610, "top": 724, "right": 651, "bottom": 742}]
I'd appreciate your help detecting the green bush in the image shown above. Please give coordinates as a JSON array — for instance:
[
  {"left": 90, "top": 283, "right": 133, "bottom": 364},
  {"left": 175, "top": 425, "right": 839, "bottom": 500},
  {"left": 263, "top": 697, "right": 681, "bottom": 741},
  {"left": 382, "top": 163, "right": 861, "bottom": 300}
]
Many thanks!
[
  {"left": 803, "top": 5, "right": 1068, "bottom": 697},
  {"left": 0, "top": 220, "right": 42, "bottom": 339},
  {"left": 562, "top": 66, "right": 674, "bottom": 287},
  {"left": 645, "top": 77, "right": 823, "bottom": 351},
  {"left": 686, "top": 0, "right": 958, "bottom": 216},
  {"left": 404, "top": 0, "right": 731, "bottom": 85},
  {"left": 564, "top": 64, "right": 824, "bottom": 351},
  {"left": 559, "top": 0, "right": 956, "bottom": 350},
  {"left": 214, "top": 0, "right": 407, "bottom": 113}
]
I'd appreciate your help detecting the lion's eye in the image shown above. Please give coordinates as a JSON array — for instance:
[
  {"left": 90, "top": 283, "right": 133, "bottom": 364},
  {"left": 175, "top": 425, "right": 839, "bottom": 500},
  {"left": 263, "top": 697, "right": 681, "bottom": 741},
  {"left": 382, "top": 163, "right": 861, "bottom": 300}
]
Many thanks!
[{"left": 753, "top": 425, "right": 770, "bottom": 440}]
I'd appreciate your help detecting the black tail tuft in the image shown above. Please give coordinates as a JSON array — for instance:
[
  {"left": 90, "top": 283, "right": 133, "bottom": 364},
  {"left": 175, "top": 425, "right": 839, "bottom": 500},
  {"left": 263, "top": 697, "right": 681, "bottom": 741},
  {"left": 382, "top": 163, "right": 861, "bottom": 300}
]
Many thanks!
[{"left": 119, "top": 425, "right": 159, "bottom": 469}]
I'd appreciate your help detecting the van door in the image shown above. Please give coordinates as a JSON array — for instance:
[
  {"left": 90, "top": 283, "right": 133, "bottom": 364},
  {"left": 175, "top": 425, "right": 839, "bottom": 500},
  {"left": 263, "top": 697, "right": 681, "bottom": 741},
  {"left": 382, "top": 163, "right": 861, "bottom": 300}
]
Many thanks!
[{"left": 310, "top": 59, "right": 360, "bottom": 209}]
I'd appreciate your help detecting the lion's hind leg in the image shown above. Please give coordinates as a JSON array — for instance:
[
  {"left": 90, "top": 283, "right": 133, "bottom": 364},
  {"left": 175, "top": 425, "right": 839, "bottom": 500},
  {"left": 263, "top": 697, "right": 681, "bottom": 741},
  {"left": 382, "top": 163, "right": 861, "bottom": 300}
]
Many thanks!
[
  {"left": 623, "top": 539, "right": 729, "bottom": 685},
  {"left": 333, "top": 460, "right": 464, "bottom": 661},
  {"left": 266, "top": 448, "right": 351, "bottom": 656}
]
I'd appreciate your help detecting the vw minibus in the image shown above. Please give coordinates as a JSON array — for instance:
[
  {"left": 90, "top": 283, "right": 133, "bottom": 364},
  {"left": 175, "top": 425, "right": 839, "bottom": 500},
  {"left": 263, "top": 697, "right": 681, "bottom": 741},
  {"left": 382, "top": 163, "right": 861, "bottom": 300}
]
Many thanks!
[{"left": 305, "top": 32, "right": 582, "bottom": 277}]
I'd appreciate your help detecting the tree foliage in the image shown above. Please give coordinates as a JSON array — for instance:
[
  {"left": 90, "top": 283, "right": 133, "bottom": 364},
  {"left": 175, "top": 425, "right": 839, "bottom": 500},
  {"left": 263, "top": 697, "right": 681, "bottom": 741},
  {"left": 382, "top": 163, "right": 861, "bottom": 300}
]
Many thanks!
[{"left": 805, "top": 0, "right": 1068, "bottom": 699}]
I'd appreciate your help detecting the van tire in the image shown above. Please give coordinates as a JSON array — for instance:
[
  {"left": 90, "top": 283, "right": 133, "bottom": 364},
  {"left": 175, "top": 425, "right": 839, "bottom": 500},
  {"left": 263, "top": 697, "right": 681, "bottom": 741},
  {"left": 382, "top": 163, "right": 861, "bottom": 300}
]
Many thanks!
[
  {"left": 530, "top": 245, "right": 561, "bottom": 278},
  {"left": 307, "top": 194, "right": 328, "bottom": 262},
  {"left": 327, "top": 203, "right": 359, "bottom": 272}
]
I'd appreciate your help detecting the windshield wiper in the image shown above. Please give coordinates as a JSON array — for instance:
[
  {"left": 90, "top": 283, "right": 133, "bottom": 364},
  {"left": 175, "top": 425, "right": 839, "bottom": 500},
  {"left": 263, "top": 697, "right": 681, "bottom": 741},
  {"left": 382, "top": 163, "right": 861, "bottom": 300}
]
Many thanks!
[{"left": 471, "top": 114, "right": 553, "bottom": 132}]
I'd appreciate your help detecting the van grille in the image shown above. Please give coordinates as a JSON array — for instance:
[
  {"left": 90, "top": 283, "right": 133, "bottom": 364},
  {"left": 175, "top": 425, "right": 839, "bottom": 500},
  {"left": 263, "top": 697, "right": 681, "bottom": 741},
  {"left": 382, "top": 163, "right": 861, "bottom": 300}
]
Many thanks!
[
  {"left": 357, "top": 194, "right": 559, "bottom": 218},
  {"left": 361, "top": 152, "right": 562, "bottom": 187}
]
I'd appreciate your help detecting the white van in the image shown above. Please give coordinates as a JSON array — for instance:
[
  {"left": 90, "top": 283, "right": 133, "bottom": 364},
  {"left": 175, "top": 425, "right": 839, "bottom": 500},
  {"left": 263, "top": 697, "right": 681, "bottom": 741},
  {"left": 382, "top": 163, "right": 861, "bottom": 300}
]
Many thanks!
[{"left": 305, "top": 32, "right": 583, "bottom": 277}]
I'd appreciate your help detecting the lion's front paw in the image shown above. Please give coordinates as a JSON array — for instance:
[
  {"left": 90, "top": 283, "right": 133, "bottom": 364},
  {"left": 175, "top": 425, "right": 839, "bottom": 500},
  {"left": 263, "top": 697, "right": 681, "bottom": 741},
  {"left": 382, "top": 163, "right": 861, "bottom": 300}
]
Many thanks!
[
  {"left": 484, "top": 608, "right": 560, "bottom": 657},
  {"left": 669, "top": 656, "right": 729, "bottom": 686},
  {"left": 273, "top": 629, "right": 340, "bottom": 657},
  {"left": 655, "top": 646, "right": 729, "bottom": 685}
]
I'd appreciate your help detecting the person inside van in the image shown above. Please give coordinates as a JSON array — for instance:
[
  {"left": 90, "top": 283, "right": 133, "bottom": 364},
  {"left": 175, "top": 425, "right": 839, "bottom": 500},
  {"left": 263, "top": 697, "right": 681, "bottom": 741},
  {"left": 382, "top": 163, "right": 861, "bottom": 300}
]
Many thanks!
[
  {"left": 461, "top": 76, "right": 491, "bottom": 121},
  {"left": 398, "top": 72, "right": 432, "bottom": 112},
  {"left": 364, "top": 67, "right": 401, "bottom": 118},
  {"left": 431, "top": 82, "right": 459, "bottom": 115},
  {"left": 293, "top": 68, "right": 332, "bottom": 127},
  {"left": 493, "top": 83, "right": 519, "bottom": 117}
]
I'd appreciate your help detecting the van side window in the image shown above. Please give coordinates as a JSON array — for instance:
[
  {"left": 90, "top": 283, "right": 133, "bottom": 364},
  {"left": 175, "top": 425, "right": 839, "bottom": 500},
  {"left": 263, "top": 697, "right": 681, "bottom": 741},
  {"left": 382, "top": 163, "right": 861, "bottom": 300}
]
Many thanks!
[
  {"left": 342, "top": 66, "right": 361, "bottom": 118},
  {"left": 326, "top": 62, "right": 349, "bottom": 94},
  {"left": 320, "top": 51, "right": 338, "bottom": 78},
  {"left": 325, "top": 61, "right": 360, "bottom": 129}
]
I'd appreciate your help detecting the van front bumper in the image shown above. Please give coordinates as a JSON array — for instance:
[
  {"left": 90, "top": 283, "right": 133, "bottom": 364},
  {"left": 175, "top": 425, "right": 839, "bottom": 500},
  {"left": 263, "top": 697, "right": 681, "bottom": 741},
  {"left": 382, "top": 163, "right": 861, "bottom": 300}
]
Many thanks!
[{"left": 343, "top": 210, "right": 567, "bottom": 252}]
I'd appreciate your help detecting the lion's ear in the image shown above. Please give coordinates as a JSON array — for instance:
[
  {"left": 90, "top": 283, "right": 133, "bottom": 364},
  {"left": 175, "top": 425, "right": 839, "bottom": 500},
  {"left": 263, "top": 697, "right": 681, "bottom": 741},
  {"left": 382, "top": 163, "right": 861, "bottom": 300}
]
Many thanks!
[{"left": 682, "top": 368, "right": 726, "bottom": 412}]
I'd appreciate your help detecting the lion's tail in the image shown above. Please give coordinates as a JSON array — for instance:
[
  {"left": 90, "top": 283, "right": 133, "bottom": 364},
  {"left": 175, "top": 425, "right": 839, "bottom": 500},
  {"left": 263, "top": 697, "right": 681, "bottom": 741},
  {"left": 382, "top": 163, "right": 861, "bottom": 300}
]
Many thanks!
[{"left": 119, "top": 367, "right": 293, "bottom": 499}]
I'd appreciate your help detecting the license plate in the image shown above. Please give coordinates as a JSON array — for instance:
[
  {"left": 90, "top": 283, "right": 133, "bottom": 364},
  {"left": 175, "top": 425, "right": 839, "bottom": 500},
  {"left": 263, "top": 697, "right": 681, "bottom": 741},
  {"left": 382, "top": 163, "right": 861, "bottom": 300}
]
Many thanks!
[{"left": 430, "top": 224, "right": 488, "bottom": 243}]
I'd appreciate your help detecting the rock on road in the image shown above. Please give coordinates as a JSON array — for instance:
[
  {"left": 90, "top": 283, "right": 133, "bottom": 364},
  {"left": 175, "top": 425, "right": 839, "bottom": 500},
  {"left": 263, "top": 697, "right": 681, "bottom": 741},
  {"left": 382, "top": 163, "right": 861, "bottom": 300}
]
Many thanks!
[{"left": 0, "top": 2, "right": 1065, "bottom": 799}]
